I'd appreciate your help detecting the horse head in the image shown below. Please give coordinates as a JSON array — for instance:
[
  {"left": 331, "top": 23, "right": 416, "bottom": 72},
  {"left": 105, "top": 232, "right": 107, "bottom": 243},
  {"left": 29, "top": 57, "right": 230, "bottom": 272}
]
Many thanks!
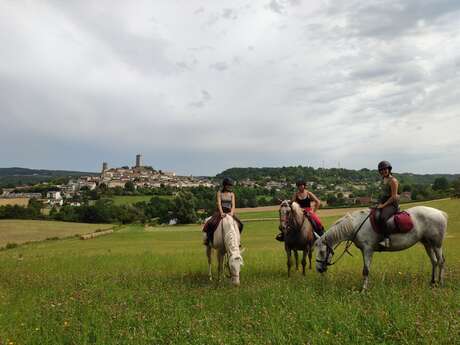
[
  {"left": 221, "top": 216, "right": 243, "bottom": 286},
  {"left": 278, "top": 200, "right": 292, "bottom": 235},
  {"left": 315, "top": 236, "right": 334, "bottom": 273}
]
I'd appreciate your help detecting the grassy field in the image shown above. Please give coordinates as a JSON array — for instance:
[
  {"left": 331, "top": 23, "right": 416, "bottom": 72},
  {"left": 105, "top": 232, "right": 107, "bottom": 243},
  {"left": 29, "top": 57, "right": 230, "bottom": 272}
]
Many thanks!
[
  {"left": 0, "top": 220, "right": 111, "bottom": 248},
  {"left": 0, "top": 199, "right": 459, "bottom": 344},
  {"left": 0, "top": 198, "right": 29, "bottom": 207},
  {"left": 111, "top": 195, "right": 173, "bottom": 205}
]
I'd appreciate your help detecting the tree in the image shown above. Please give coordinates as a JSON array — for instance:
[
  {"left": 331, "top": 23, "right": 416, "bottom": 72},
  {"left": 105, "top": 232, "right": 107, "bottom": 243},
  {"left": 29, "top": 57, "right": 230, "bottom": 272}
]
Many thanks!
[
  {"left": 433, "top": 177, "right": 449, "bottom": 191},
  {"left": 326, "top": 194, "right": 338, "bottom": 206},
  {"left": 173, "top": 191, "right": 197, "bottom": 224},
  {"left": 125, "top": 181, "right": 136, "bottom": 192},
  {"left": 452, "top": 178, "right": 460, "bottom": 197},
  {"left": 402, "top": 184, "right": 412, "bottom": 192}
]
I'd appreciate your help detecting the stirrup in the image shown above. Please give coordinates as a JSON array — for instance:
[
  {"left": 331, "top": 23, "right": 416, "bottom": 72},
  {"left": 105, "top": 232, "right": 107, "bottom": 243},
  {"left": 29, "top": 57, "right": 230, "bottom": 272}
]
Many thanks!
[
  {"left": 379, "top": 237, "right": 391, "bottom": 248},
  {"left": 275, "top": 233, "right": 284, "bottom": 242}
]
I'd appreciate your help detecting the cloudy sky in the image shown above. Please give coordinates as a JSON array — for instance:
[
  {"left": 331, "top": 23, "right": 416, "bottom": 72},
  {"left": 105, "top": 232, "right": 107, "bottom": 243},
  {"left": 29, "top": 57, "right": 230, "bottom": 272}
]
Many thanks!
[{"left": 1, "top": 0, "right": 460, "bottom": 175}]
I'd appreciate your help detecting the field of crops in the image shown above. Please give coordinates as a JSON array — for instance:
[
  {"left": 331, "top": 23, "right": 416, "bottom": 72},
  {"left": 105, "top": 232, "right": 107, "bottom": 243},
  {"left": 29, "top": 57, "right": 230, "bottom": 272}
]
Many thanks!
[
  {"left": 0, "top": 199, "right": 459, "bottom": 344},
  {"left": 0, "top": 220, "right": 111, "bottom": 248},
  {"left": 0, "top": 198, "right": 29, "bottom": 207}
]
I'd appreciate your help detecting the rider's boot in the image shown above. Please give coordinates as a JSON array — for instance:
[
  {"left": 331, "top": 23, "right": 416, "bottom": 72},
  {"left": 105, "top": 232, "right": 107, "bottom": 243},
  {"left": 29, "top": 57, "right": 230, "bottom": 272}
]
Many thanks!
[
  {"left": 275, "top": 232, "right": 284, "bottom": 242},
  {"left": 379, "top": 236, "right": 391, "bottom": 248}
]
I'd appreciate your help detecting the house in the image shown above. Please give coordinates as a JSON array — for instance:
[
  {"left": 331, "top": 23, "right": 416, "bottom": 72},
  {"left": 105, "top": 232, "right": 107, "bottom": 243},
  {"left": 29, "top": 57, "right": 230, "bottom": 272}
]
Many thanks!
[
  {"left": 47, "top": 191, "right": 62, "bottom": 200},
  {"left": 355, "top": 196, "right": 372, "bottom": 205},
  {"left": 107, "top": 180, "right": 126, "bottom": 188},
  {"left": 400, "top": 191, "right": 412, "bottom": 202}
]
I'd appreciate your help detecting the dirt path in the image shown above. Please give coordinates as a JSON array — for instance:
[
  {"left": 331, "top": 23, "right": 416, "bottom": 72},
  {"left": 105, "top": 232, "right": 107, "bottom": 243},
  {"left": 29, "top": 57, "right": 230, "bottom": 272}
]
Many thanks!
[
  {"left": 236, "top": 205, "right": 366, "bottom": 216},
  {"left": 236, "top": 198, "right": 451, "bottom": 217}
]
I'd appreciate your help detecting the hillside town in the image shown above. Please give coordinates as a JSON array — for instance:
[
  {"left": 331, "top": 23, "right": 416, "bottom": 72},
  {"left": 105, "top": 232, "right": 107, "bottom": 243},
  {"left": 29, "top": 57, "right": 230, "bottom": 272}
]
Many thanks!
[
  {"left": 2, "top": 155, "right": 455, "bottom": 212},
  {"left": 0, "top": 154, "right": 215, "bottom": 207}
]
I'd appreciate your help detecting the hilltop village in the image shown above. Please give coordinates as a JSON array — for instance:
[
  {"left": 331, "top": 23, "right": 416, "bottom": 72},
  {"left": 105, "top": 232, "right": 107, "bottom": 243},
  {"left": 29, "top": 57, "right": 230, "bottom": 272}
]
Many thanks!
[
  {"left": 1, "top": 157, "right": 457, "bottom": 212},
  {"left": 1, "top": 154, "right": 215, "bottom": 207}
]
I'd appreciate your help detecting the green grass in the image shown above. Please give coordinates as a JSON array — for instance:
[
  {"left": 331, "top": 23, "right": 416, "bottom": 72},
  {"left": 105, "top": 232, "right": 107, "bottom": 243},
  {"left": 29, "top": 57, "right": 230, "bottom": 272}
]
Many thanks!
[
  {"left": 111, "top": 195, "right": 172, "bottom": 206},
  {"left": 238, "top": 210, "right": 278, "bottom": 220},
  {"left": 0, "top": 199, "right": 459, "bottom": 344}
]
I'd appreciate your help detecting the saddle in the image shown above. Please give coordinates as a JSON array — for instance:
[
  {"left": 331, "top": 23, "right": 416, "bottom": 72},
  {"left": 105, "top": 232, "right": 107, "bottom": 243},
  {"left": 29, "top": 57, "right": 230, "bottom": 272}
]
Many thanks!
[{"left": 370, "top": 208, "right": 414, "bottom": 234}]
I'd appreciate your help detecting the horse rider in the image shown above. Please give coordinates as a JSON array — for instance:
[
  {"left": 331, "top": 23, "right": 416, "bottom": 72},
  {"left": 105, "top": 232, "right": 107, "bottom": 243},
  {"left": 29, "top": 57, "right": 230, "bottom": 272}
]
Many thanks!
[
  {"left": 376, "top": 160, "right": 400, "bottom": 248},
  {"left": 202, "top": 177, "right": 243, "bottom": 245},
  {"left": 276, "top": 179, "right": 324, "bottom": 241}
]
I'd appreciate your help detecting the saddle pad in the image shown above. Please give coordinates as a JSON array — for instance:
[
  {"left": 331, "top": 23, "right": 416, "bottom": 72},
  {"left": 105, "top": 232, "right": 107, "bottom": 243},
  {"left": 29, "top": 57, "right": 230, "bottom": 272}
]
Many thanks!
[
  {"left": 394, "top": 211, "right": 414, "bottom": 233},
  {"left": 370, "top": 209, "right": 414, "bottom": 234}
]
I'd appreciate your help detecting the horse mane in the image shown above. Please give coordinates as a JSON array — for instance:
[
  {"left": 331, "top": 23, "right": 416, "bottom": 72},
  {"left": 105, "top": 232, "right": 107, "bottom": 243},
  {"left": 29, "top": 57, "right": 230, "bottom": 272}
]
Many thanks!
[
  {"left": 326, "top": 212, "right": 356, "bottom": 244},
  {"left": 290, "top": 202, "right": 305, "bottom": 227},
  {"left": 221, "top": 216, "right": 243, "bottom": 265}
]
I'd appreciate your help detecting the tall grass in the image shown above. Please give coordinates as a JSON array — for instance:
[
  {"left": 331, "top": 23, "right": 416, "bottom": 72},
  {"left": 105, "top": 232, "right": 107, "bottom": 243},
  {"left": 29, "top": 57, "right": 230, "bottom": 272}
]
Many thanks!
[{"left": 0, "top": 199, "right": 458, "bottom": 344}]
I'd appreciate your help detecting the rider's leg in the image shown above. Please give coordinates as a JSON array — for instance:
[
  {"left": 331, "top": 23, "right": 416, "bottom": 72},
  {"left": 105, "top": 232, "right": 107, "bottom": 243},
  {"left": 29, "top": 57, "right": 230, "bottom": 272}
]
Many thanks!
[
  {"left": 378, "top": 205, "right": 397, "bottom": 247},
  {"left": 202, "top": 231, "right": 208, "bottom": 245}
]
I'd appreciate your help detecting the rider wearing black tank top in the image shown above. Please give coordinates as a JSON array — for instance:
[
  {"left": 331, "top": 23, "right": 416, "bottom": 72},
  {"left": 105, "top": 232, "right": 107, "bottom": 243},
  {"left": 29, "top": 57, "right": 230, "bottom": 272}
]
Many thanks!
[
  {"left": 295, "top": 195, "right": 311, "bottom": 209},
  {"left": 276, "top": 179, "right": 323, "bottom": 241}
]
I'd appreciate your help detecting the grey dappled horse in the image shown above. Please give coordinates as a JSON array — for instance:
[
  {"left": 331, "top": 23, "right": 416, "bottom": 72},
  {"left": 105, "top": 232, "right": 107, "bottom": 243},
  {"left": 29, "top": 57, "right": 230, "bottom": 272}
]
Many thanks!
[
  {"left": 206, "top": 215, "right": 243, "bottom": 286},
  {"left": 315, "top": 206, "right": 448, "bottom": 290},
  {"left": 279, "top": 200, "right": 315, "bottom": 276}
]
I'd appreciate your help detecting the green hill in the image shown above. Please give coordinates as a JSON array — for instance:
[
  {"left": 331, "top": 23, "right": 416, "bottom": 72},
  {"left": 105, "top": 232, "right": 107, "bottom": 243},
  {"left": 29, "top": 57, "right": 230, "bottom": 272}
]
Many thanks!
[{"left": 0, "top": 167, "right": 98, "bottom": 186}]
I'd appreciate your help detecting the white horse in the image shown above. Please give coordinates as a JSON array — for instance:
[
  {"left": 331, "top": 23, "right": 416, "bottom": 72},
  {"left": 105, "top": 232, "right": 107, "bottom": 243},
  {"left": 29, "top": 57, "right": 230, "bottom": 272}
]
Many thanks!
[
  {"left": 315, "top": 206, "right": 448, "bottom": 290},
  {"left": 206, "top": 215, "right": 243, "bottom": 286},
  {"left": 279, "top": 200, "right": 315, "bottom": 276}
]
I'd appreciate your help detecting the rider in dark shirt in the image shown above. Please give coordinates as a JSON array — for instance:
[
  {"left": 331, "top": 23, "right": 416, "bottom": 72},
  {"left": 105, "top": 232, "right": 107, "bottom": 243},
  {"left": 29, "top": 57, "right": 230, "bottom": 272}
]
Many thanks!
[
  {"left": 375, "top": 161, "right": 400, "bottom": 248},
  {"left": 276, "top": 179, "right": 324, "bottom": 241}
]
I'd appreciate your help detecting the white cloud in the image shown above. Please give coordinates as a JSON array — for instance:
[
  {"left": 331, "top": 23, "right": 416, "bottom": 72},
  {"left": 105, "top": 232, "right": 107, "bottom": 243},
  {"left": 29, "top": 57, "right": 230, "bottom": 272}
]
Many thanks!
[{"left": 0, "top": 0, "right": 459, "bottom": 175}]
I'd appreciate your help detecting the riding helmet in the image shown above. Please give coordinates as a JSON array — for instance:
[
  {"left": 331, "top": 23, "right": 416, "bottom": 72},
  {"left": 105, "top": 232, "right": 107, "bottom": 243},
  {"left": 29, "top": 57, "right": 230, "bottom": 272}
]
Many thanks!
[
  {"left": 378, "top": 161, "right": 392, "bottom": 172},
  {"left": 222, "top": 177, "right": 234, "bottom": 186},
  {"left": 296, "top": 179, "right": 306, "bottom": 187}
]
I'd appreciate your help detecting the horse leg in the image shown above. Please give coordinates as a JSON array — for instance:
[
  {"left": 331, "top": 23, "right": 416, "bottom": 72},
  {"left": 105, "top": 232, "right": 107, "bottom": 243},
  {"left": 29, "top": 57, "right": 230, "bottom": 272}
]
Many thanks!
[
  {"left": 294, "top": 250, "right": 299, "bottom": 271},
  {"left": 301, "top": 249, "right": 307, "bottom": 276},
  {"left": 433, "top": 247, "right": 445, "bottom": 286},
  {"left": 361, "top": 249, "right": 373, "bottom": 291},
  {"left": 286, "top": 247, "right": 292, "bottom": 277},
  {"left": 217, "top": 250, "right": 224, "bottom": 282},
  {"left": 206, "top": 246, "right": 213, "bottom": 281},
  {"left": 423, "top": 243, "right": 438, "bottom": 286}
]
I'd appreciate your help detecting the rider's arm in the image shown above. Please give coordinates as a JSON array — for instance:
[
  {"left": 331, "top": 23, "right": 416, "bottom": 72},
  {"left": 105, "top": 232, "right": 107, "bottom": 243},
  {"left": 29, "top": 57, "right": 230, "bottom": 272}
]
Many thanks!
[
  {"left": 291, "top": 193, "right": 297, "bottom": 203},
  {"left": 308, "top": 191, "right": 321, "bottom": 212},
  {"left": 216, "top": 192, "right": 224, "bottom": 216},
  {"left": 230, "top": 192, "right": 236, "bottom": 216},
  {"left": 382, "top": 178, "right": 399, "bottom": 207}
]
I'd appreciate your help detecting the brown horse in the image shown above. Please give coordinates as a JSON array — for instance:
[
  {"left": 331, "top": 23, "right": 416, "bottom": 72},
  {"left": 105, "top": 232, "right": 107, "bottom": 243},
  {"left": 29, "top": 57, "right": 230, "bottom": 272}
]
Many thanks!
[{"left": 279, "top": 200, "right": 315, "bottom": 276}]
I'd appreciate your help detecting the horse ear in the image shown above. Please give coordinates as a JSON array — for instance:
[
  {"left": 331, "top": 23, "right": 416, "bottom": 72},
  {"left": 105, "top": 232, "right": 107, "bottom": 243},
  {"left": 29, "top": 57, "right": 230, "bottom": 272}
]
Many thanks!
[{"left": 277, "top": 198, "right": 283, "bottom": 204}]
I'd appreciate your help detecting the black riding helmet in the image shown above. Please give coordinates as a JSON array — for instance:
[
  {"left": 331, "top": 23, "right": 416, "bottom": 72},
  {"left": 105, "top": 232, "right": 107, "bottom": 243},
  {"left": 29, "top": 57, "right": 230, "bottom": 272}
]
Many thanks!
[
  {"left": 296, "top": 179, "right": 306, "bottom": 187},
  {"left": 222, "top": 177, "right": 234, "bottom": 186},
  {"left": 378, "top": 161, "right": 392, "bottom": 172}
]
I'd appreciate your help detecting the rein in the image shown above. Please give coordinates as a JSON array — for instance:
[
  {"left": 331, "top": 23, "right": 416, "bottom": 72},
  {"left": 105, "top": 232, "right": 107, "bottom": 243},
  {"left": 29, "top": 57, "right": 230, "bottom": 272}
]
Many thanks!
[{"left": 317, "top": 212, "right": 371, "bottom": 266}]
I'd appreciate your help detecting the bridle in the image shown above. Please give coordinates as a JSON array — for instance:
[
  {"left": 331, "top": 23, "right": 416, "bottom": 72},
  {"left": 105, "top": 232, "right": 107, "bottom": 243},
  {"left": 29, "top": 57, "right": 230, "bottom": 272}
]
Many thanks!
[
  {"left": 279, "top": 203, "right": 291, "bottom": 232},
  {"left": 316, "top": 213, "right": 371, "bottom": 267}
]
